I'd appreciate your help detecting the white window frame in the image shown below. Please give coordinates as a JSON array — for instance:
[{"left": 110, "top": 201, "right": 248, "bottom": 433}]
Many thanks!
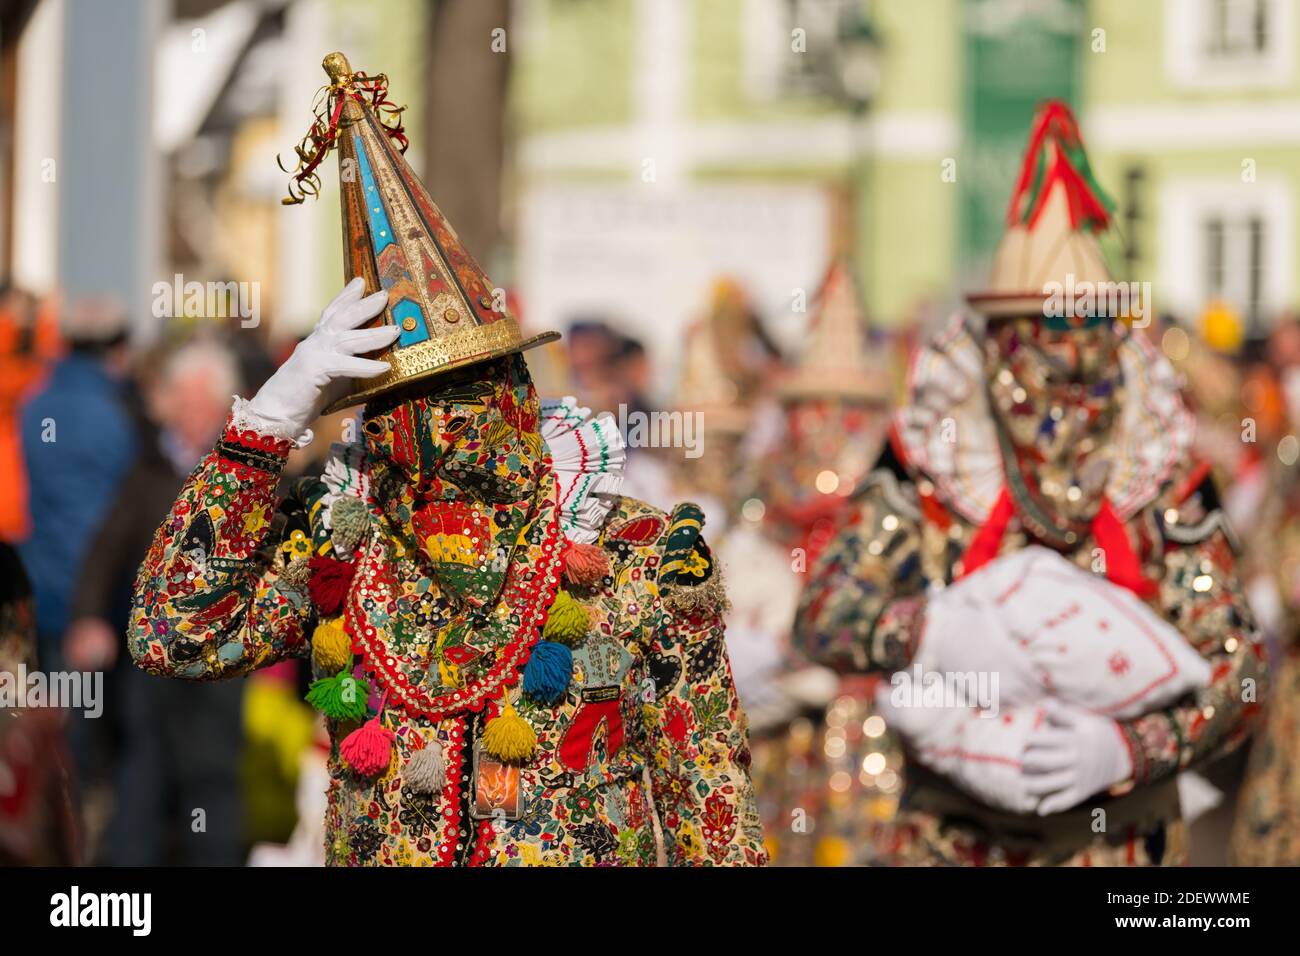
[
  {"left": 1165, "top": 0, "right": 1296, "bottom": 90},
  {"left": 1158, "top": 177, "right": 1294, "bottom": 328}
]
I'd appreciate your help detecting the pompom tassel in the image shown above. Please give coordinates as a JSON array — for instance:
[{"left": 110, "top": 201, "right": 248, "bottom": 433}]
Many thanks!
[
  {"left": 311, "top": 617, "right": 352, "bottom": 674},
  {"left": 404, "top": 738, "right": 446, "bottom": 794},
  {"left": 307, "top": 555, "right": 357, "bottom": 615},
  {"left": 341, "top": 716, "right": 395, "bottom": 777},
  {"left": 522, "top": 641, "right": 572, "bottom": 704},
  {"left": 305, "top": 671, "right": 370, "bottom": 721},
  {"left": 542, "top": 589, "right": 590, "bottom": 646},
  {"left": 330, "top": 496, "right": 370, "bottom": 555},
  {"left": 482, "top": 691, "right": 536, "bottom": 763},
  {"left": 563, "top": 540, "right": 610, "bottom": 586}
]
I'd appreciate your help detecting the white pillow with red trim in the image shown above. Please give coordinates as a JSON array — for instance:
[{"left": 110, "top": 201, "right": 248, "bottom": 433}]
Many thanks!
[{"left": 951, "top": 546, "right": 1210, "bottom": 719}]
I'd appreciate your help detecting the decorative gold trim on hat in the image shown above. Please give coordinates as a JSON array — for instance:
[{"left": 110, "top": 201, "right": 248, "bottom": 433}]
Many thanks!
[{"left": 323, "top": 320, "right": 560, "bottom": 413}]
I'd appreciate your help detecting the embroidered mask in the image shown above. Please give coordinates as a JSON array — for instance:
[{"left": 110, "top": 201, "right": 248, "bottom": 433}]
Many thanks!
[
  {"left": 983, "top": 316, "right": 1124, "bottom": 528},
  {"left": 362, "top": 355, "right": 546, "bottom": 609}
]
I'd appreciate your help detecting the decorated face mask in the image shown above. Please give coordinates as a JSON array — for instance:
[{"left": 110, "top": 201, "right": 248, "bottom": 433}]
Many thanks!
[
  {"left": 362, "top": 355, "right": 546, "bottom": 609},
  {"left": 983, "top": 316, "right": 1123, "bottom": 526}
]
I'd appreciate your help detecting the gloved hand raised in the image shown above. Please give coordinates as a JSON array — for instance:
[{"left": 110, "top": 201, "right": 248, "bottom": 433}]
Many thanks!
[
  {"left": 244, "top": 278, "right": 397, "bottom": 441},
  {"left": 1023, "top": 699, "right": 1133, "bottom": 815}
]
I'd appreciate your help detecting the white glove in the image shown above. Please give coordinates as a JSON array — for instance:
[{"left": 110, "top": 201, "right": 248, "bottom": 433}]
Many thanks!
[
  {"left": 912, "top": 584, "right": 1043, "bottom": 709},
  {"left": 244, "top": 278, "right": 397, "bottom": 441},
  {"left": 1023, "top": 699, "right": 1132, "bottom": 815},
  {"left": 877, "top": 685, "right": 1041, "bottom": 814}
]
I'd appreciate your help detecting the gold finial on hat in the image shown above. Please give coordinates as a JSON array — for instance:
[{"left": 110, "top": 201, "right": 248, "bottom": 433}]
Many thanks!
[{"left": 322, "top": 51, "right": 354, "bottom": 88}]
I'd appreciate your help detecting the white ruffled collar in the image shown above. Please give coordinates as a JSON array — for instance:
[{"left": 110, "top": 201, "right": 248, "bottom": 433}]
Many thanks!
[
  {"left": 539, "top": 396, "right": 626, "bottom": 543},
  {"left": 895, "top": 316, "right": 1194, "bottom": 523},
  {"left": 318, "top": 397, "right": 626, "bottom": 546}
]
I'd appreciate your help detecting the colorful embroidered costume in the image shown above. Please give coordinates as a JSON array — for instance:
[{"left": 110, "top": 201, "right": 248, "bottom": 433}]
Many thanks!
[
  {"left": 128, "top": 52, "right": 763, "bottom": 867},
  {"left": 792, "top": 102, "right": 1266, "bottom": 866}
]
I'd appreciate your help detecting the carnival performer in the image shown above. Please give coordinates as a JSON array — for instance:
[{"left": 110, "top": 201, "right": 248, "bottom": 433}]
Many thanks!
[
  {"left": 746, "top": 262, "right": 900, "bottom": 867},
  {"left": 129, "top": 53, "right": 765, "bottom": 867},
  {"left": 792, "top": 101, "right": 1265, "bottom": 866}
]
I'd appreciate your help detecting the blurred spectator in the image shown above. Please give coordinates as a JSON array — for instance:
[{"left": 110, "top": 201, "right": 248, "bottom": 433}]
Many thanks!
[
  {"left": 18, "top": 297, "right": 137, "bottom": 669},
  {"left": 610, "top": 335, "right": 653, "bottom": 419},
  {"left": 0, "top": 285, "right": 60, "bottom": 543},
  {"left": 66, "top": 339, "right": 245, "bottom": 865},
  {"left": 565, "top": 319, "right": 620, "bottom": 411},
  {"left": 0, "top": 542, "right": 80, "bottom": 865}
]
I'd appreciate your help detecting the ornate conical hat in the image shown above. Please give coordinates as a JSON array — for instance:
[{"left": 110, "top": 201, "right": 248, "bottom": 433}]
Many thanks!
[
  {"left": 967, "top": 100, "right": 1118, "bottom": 322},
  {"left": 286, "top": 53, "right": 558, "bottom": 414},
  {"left": 780, "top": 261, "right": 888, "bottom": 402}
]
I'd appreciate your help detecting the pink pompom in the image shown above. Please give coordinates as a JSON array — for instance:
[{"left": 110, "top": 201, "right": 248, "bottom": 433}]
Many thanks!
[
  {"left": 340, "top": 717, "right": 395, "bottom": 777},
  {"left": 562, "top": 540, "right": 611, "bottom": 586}
]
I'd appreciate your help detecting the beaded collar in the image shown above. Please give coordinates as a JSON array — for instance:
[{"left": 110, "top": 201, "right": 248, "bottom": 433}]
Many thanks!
[{"left": 347, "top": 464, "right": 563, "bottom": 721}]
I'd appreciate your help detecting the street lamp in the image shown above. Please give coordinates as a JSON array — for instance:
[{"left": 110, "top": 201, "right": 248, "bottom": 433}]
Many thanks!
[{"left": 831, "top": 8, "right": 882, "bottom": 114}]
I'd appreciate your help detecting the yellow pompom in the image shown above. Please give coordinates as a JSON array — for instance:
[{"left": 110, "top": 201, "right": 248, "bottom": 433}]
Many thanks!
[
  {"left": 311, "top": 617, "right": 352, "bottom": 674},
  {"left": 481, "top": 692, "right": 536, "bottom": 763},
  {"left": 542, "top": 589, "right": 590, "bottom": 646}
]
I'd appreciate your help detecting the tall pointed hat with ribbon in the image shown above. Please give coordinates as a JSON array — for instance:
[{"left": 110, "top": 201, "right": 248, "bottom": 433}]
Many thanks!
[
  {"left": 282, "top": 52, "right": 559, "bottom": 413},
  {"left": 967, "top": 99, "right": 1119, "bottom": 323}
]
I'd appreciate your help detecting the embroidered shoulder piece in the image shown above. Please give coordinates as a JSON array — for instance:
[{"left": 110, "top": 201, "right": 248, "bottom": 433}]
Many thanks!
[
  {"left": 540, "top": 397, "right": 626, "bottom": 544},
  {"left": 658, "top": 502, "right": 729, "bottom": 617}
]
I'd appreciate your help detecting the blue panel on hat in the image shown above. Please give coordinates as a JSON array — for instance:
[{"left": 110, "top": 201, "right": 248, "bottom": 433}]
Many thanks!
[{"left": 392, "top": 298, "right": 429, "bottom": 347}]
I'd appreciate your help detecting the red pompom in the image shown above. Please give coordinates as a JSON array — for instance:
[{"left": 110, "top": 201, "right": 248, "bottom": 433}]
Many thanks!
[
  {"left": 340, "top": 717, "right": 395, "bottom": 777},
  {"left": 307, "top": 555, "right": 357, "bottom": 615},
  {"left": 562, "top": 540, "right": 611, "bottom": 586}
]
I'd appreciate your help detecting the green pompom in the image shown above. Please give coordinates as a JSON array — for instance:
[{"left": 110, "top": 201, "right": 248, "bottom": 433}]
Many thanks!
[
  {"left": 306, "top": 670, "right": 370, "bottom": 721},
  {"left": 541, "top": 589, "right": 590, "bottom": 646}
]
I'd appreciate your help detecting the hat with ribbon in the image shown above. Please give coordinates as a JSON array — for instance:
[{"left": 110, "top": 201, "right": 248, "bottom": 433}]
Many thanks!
[
  {"left": 967, "top": 100, "right": 1120, "bottom": 326},
  {"left": 281, "top": 52, "right": 559, "bottom": 413}
]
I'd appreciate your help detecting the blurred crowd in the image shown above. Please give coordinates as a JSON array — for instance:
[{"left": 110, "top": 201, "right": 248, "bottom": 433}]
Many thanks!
[{"left": 2, "top": 270, "right": 1300, "bottom": 866}]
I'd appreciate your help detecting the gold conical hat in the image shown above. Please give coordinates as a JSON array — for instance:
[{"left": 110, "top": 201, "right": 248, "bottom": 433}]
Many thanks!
[{"left": 291, "top": 53, "right": 558, "bottom": 413}]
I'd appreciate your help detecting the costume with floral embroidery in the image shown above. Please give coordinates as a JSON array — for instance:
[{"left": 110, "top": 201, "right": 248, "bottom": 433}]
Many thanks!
[{"left": 129, "top": 52, "right": 764, "bottom": 868}]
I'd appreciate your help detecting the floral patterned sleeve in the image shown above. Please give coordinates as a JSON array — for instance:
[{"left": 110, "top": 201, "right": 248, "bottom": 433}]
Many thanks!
[
  {"left": 792, "top": 472, "right": 928, "bottom": 675},
  {"left": 643, "top": 506, "right": 767, "bottom": 866},
  {"left": 1116, "top": 486, "right": 1268, "bottom": 787},
  {"left": 128, "top": 413, "right": 315, "bottom": 680}
]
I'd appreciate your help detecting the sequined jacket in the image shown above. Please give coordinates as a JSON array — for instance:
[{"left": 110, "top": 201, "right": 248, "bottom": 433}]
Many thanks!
[{"left": 129, "top": 415, "right": 766, "bottom": 867}]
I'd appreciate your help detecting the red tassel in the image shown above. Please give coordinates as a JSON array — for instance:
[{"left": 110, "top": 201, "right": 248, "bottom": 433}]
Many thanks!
[
  {"left": 307, "top": 555, "right": 357, "bottom": 615},
  {"left": 340, "top": 716, "right": 395, "bottom": 777},
  {"left": 562, "top": 540, "right": 611, "bottom": 586},
  {"left": 959, "top": 489, "right": 1015, "bottom": 578},
  {"left": 1092, "top": 498, "right": 1158, "bottom": 599}
]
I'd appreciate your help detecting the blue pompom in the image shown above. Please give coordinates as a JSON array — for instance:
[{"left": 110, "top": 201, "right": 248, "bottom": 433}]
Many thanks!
[{"left": 522, "top": 641, "right": 573, "bottom": 704}]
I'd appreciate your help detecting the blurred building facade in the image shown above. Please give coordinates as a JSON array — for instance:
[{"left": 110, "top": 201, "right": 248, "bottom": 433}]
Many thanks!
[
  {"left": 1, "top": 0, "right": 1298, "bottom": 359},
  {"left": 509, "top": 0, "right": 1300, "bottom": 351}
]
